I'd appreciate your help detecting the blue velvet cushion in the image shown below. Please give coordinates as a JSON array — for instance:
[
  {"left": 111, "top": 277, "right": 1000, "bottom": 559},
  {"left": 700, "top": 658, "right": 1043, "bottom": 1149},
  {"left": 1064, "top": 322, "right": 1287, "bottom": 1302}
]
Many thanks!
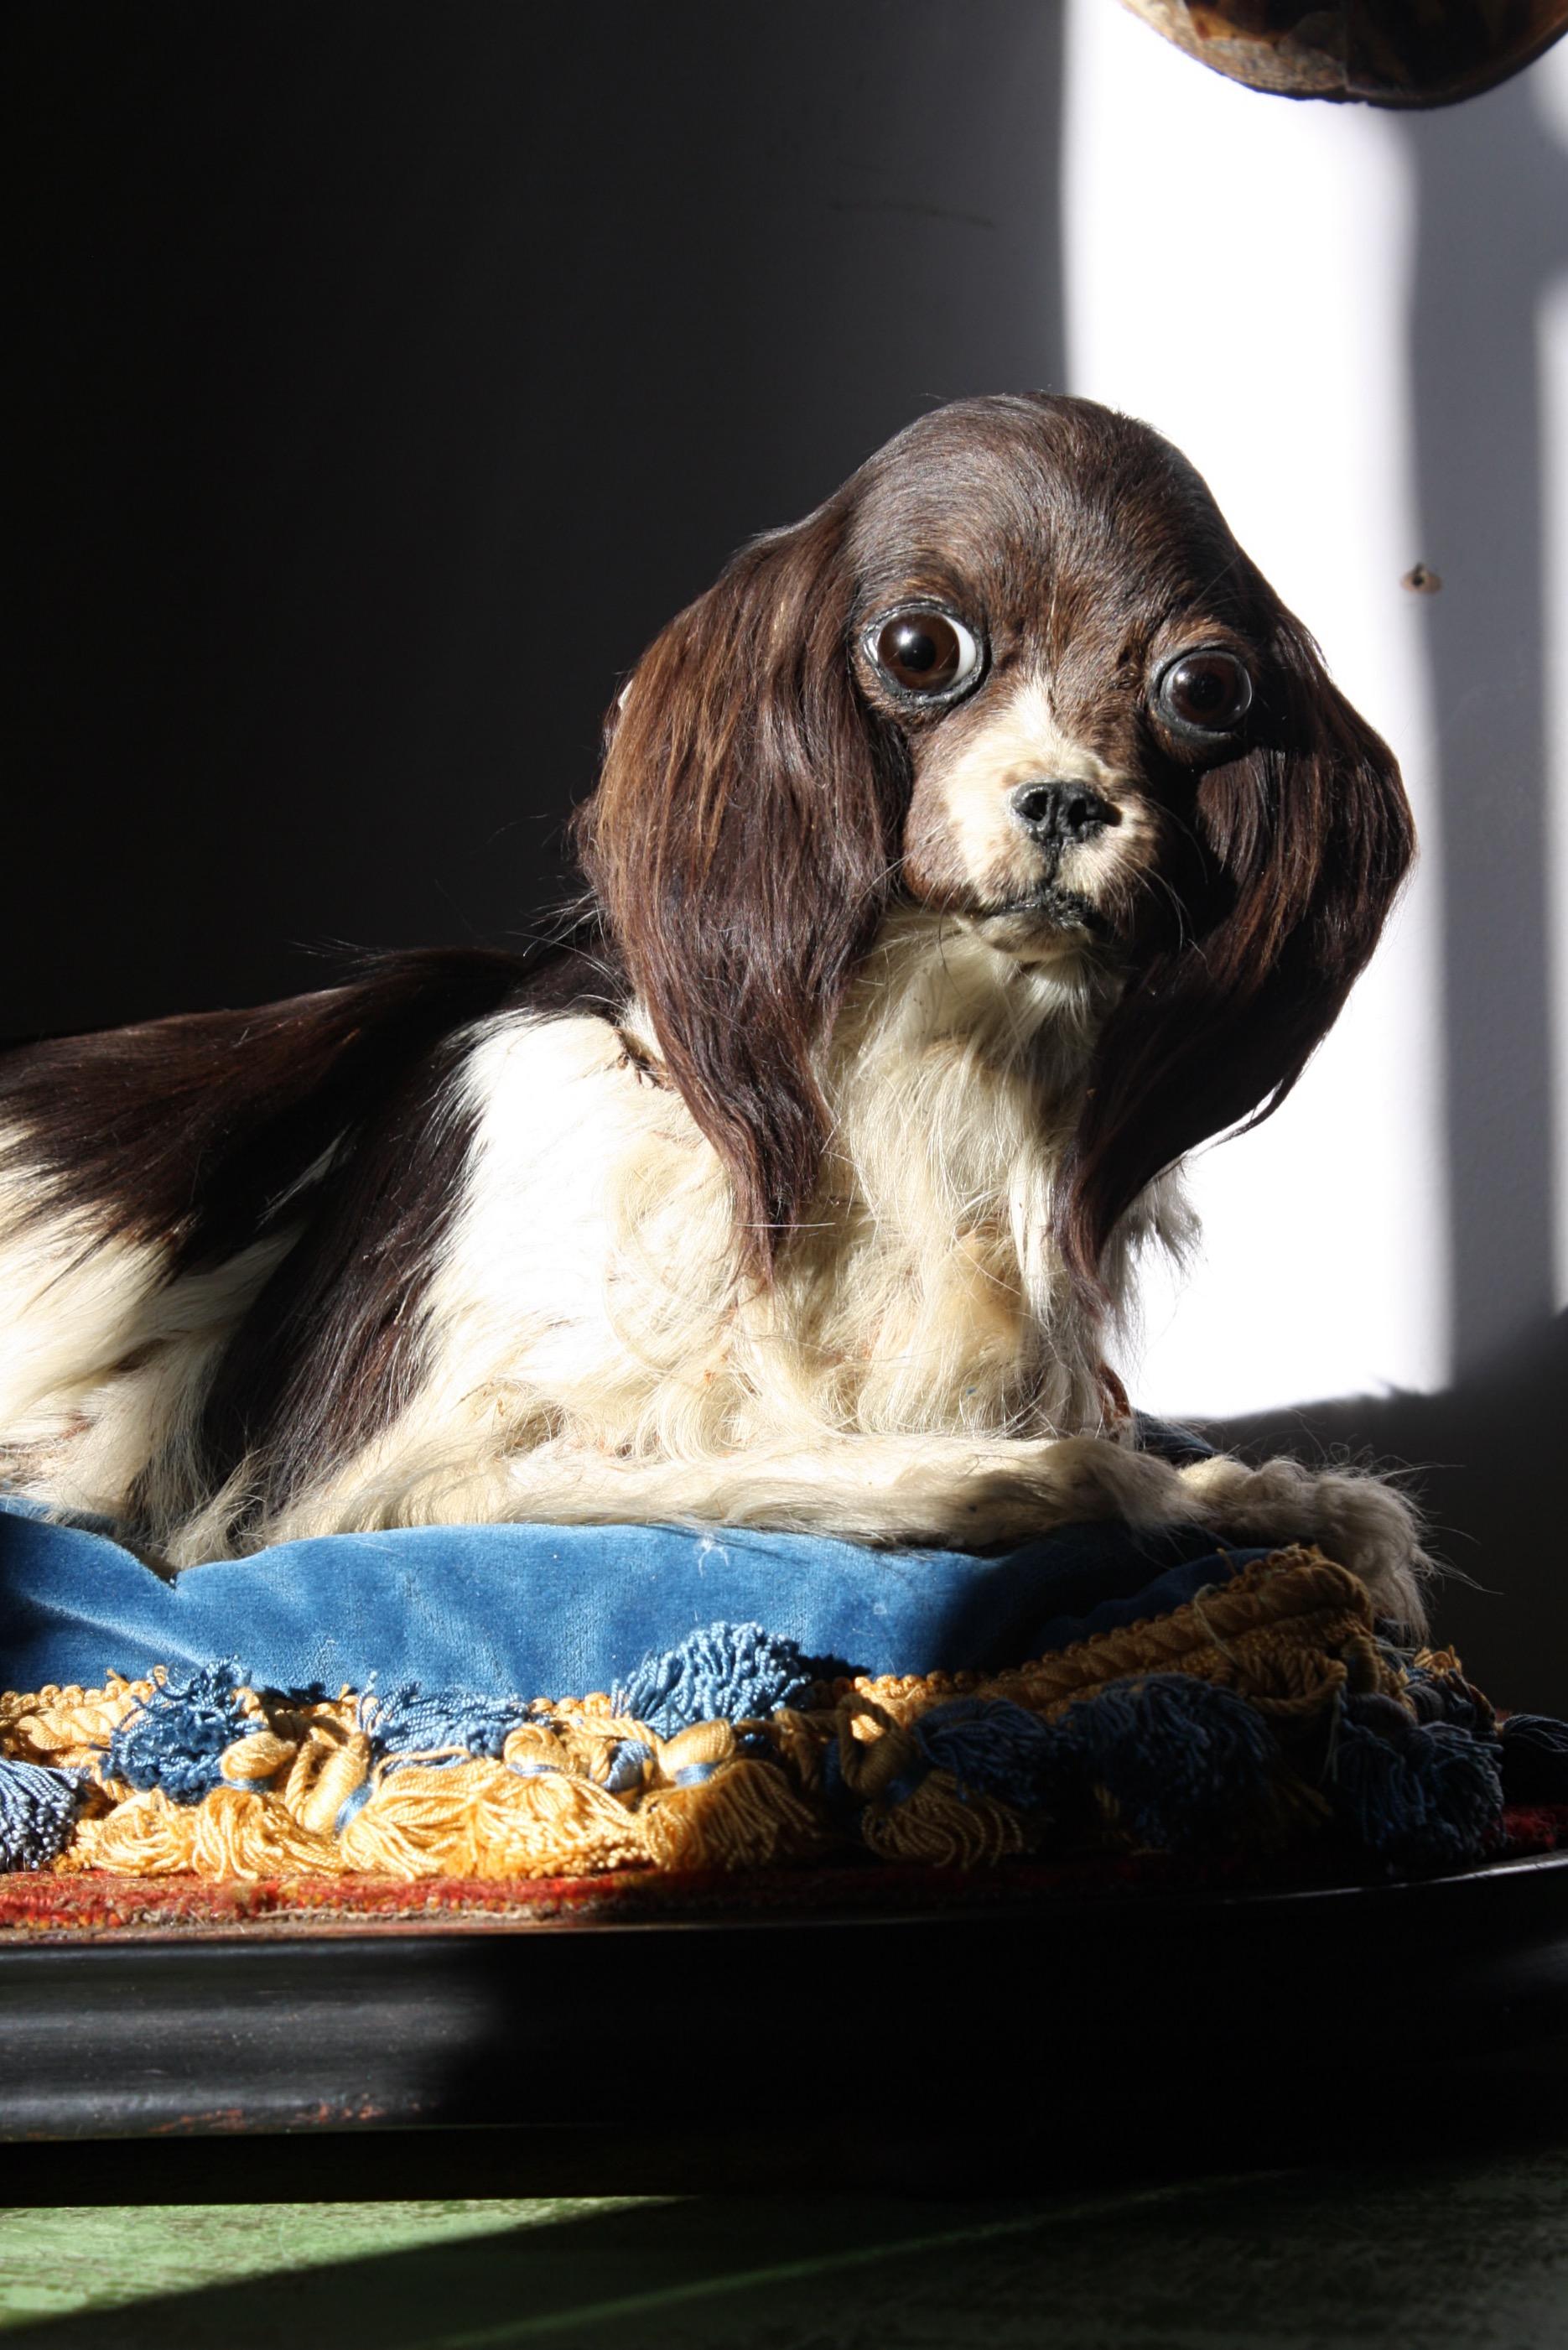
[{"left": 0, "top": 1500, "right": 1268, "bottom": 1698}]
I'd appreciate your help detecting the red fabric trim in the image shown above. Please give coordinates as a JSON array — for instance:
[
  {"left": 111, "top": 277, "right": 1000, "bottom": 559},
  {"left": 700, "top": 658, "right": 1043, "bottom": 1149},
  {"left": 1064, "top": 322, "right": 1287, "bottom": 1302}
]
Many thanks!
[{"left": 3, "top": 1806, "right": 1560, "bottom": 1941}]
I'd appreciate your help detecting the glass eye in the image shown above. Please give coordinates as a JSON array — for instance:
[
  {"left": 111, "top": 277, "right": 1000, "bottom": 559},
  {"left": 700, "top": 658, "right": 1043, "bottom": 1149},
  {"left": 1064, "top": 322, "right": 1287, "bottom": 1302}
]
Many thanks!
[
  {"left": 1155, "top": 647, "right": 1254, "bottom": 736},
  {"left": 868, "top": 609, "right": 983, "bottom": 699}
]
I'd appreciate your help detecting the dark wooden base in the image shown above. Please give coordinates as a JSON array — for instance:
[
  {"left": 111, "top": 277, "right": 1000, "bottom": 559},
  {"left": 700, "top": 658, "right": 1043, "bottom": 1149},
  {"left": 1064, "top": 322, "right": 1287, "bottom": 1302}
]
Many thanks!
[{"left": 3, "top": 1851, "right": 1565, "bottom": 2191}]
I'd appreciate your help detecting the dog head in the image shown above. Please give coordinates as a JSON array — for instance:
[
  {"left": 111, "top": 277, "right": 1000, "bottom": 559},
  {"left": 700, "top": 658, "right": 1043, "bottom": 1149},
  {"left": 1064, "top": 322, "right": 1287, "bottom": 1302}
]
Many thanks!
[{"left": 575, "top": 395, "right": 1415, "bottom": 1285}]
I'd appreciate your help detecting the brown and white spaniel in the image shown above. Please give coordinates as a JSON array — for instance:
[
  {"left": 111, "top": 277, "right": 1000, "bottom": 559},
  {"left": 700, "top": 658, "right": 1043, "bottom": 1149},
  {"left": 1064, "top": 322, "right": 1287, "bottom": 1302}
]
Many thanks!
[{"left": 0, "top": 395, "right": 1426, "bottom": 1619}]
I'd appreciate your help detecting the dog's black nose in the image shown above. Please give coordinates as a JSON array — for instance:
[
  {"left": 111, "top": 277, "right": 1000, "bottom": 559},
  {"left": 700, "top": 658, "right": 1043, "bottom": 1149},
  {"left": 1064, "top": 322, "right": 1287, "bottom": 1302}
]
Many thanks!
[{"left": 1010, "top": 780, "right": 1115, "bottom": 845}]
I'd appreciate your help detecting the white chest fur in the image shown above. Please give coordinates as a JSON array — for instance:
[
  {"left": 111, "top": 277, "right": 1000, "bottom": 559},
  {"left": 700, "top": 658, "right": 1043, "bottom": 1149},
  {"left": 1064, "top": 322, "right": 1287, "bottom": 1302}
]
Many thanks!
[
  {"left": 0, "top": 913, "right": 1186, "bottom": 1557},
  {"left": 391, "top": 912, "right": 1133, "bottom": 1490}
]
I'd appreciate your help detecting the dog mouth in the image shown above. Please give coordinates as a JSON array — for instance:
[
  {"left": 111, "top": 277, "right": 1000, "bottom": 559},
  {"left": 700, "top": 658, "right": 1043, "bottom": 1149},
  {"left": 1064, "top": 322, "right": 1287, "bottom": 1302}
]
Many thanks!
[{"left": 977, "top": 886, "right": 1114, "bottom": 940}]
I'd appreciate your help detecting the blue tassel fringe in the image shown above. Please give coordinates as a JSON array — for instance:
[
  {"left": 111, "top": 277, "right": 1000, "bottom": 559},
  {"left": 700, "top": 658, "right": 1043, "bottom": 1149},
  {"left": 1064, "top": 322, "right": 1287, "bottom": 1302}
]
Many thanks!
[
  {"left": 0, "top": 1757, "right": 82, "bottom": 1870},
  {"left": 357, "top": 1685, "right": 537, "bottom": 1762},
  {"left": 1500, "top": 1712, "right": 1568, "bottom": 1803},
  {"left": 1326, "top": 1691, "right": 1504, "bottom": 1872},
  {"left": 612, "top": 1620, "right": 823, "bottom": 1738},
  {"left": 104, "top": 1661, "right": 254, "bottom": 1801}
]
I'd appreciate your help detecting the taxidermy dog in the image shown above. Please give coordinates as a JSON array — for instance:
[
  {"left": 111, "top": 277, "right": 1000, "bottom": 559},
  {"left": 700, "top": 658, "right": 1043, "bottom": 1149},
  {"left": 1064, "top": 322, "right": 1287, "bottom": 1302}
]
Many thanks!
[{"left": 0, "top": 395, "right": 1426, "bottom": 1623}]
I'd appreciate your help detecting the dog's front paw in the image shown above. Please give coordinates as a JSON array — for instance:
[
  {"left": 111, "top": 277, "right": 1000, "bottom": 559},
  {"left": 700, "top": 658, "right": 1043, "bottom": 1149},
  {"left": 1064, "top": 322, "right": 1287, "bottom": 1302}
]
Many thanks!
[
  {"left": 919, "top": 1435, "right": 1191, "bottom": 1551},
  {"left": 1176, "top": 1453, "right": 1430, "bottom": 1633}
]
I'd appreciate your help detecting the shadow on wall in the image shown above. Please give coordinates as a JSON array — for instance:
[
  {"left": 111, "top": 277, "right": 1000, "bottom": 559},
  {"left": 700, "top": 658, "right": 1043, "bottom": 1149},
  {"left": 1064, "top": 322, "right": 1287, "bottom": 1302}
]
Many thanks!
[
  {"left": 8, "top": 0, "right": 1065, "bottom": 1036},
  {"left": 1206, "top": 1312, "right": 1567, "bottom": 1714}
]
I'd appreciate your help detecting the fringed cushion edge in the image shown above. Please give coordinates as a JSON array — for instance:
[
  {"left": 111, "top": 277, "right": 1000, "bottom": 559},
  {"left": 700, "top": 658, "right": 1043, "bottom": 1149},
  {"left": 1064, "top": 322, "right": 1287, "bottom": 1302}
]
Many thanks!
[{"left": 3, "top": 1546, "right": 1565, "bottom": 1890}]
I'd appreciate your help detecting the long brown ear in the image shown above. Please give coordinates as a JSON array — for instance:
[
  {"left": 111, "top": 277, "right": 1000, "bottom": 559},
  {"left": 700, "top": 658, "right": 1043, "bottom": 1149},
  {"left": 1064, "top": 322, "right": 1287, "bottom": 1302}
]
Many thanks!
[
  {"left": 1059, "top": 621, "right": 1416, "bottom": 1287},
  {"left": 574, "top": 506, "right": 903, "bottom": 1276}
]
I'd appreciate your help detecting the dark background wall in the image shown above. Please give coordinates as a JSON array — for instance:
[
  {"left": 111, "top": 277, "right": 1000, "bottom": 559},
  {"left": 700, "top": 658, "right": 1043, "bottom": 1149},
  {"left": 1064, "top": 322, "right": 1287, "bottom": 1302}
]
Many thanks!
[{"left": 9, "top": 0, "right": 1065, "bottom": 1035}]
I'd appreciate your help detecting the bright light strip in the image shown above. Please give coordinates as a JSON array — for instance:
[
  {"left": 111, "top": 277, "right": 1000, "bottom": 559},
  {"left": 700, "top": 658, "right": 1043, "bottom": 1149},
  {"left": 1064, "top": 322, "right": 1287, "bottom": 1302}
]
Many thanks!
[
  {"left": 1541, "top": 268, "right": 1568, "bottom": 1309},
  {"left": 1062, "top": 0, "right": 1450, "bottom": 1417}
]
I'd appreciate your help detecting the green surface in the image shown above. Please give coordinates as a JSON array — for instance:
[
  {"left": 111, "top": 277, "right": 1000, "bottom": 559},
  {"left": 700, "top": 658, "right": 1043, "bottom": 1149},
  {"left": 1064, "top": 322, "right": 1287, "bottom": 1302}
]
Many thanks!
[
  {"left": 2, "top": 2150, "right": 1566, "bottom": 2348},
  {"left": 0, "top": 2199, "right": 652, "bottom": 2332}
]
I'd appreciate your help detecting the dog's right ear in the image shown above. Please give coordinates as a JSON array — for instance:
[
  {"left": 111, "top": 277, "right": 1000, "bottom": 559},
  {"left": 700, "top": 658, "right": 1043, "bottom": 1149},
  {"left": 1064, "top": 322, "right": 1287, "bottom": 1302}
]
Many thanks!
[
  {"left": 1057, "top": 616, "right": 1416, "bottom": 1292},
  {"left": 574, "top": 504, "right": 904, "bottom": 1278}
]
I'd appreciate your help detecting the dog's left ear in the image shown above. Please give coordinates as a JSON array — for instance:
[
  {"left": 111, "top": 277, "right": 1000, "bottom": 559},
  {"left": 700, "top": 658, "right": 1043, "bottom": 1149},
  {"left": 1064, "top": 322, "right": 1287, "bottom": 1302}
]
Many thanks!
[
  {"left": 1059, "top": 621, "right": 1416, "bottom": 1287},
  {"left": 575, "top": 504, "right": 902, "bottom": 1276}
]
